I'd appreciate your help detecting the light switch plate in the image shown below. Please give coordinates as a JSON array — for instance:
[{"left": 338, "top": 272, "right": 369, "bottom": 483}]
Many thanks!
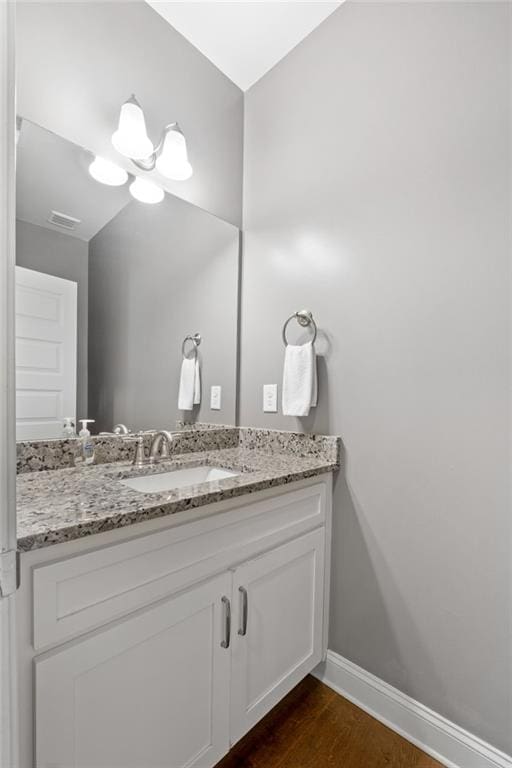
[
  {"left": 210, "top": 385, "right": 221, "bottom": 410},
  {"left": 263, "top": 384, "right": 278, "bottom": 413}
]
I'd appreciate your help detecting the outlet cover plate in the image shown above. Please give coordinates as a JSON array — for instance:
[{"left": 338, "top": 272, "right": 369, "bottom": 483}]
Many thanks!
[
  {"left": 210, "top": 385, "right": 221, "bottom": 410},
  {"left": 263, "top": 384, "right": 278, "bottom": 413}
]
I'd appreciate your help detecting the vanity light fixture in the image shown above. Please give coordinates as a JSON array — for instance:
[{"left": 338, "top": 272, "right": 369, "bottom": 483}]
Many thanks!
[
  {"left": 129, "top": 177, "right": 165, "bottom": 204},
  {"left": 89, "top": 93, "right": 193, "bottom": 203},
  {"left": 112, "top": 95, "right": 193, "bottom": 181},
  {"left": 88, "top": 156, "right": 128, "bottom": 186},
  {"left": 112, "top": 95, "right": 154, "bottom": 161}
]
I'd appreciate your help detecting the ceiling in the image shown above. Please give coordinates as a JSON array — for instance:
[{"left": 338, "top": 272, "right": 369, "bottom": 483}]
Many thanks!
[
  {"left": 16, "top": 119, "right": 132, "bottom": 242},
  {"left": 146, "top": 1, "right": 343, "bottom": 91}
]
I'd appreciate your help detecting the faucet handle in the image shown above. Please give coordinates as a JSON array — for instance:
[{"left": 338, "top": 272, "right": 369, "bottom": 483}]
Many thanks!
[
  {"left": 122, "top": 435, "right": 146, "bottom": 467},
  {"left": 133, "top": 436, "right": 146, "bottom": 466}
]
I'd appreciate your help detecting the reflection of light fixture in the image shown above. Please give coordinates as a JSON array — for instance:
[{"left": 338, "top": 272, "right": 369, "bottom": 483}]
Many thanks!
[
  {"left": 112, "top": 95, "right": 193, "bottom": 180},
  {"left": 88, "top": 154, "right": 163, "bottom": 204},
  {"left": 155, "top": 124, "right": 193, "bottom": 181},
  {"left": 88, "top": 156, "right": 128, "bottom": 186},
  {"left": 112, "top": 95, "right": 153, "bottom": 160},
  {"left": 129, "top": 177, "right": 164, "bottom": 204}
]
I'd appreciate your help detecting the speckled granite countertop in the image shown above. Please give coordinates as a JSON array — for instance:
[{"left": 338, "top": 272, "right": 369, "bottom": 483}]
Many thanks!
[{"left": 17, "top": 445, "right": 338, "bottom": 552}]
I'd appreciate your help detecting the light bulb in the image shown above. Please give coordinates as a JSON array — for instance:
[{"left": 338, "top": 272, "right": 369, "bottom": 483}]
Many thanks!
[
  {"left": 163, "top": 160, "right": 193, "bottom": 181},
  {"left": 155, "top": 123, "right": 193, "bottom": 181},
  {"left": 129, "top": 177, "right": 164, "bottom": 204},
  {"left": 112, "top": 95, "right": 154, "bottom": 160},
  {"left": 88, "top": 156, "right": 128, "bottom": 186}
]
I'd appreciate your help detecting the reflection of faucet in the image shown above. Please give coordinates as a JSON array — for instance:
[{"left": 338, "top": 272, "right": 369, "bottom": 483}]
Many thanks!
[
  {"left": 99, "top": 424, "right": 131, "bottom": 437},
  {"left": 149, "top": 431, "right": 174, "bottom": 463}
]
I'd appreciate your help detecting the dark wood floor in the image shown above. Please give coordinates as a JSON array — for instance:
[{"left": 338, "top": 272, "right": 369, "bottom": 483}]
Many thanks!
[{"left": 216, "top": 676, "right": 444, "bottom": 768}]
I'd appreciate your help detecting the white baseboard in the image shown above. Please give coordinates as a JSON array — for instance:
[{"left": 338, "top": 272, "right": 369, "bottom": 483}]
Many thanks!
[{"left": 313, "top": 651, "right": 512, "bottom": 768}]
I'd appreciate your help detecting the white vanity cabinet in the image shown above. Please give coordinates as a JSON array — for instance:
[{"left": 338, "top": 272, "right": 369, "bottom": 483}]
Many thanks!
[{"left": 17, "top": 475, "right": 332, "bottom": 768}]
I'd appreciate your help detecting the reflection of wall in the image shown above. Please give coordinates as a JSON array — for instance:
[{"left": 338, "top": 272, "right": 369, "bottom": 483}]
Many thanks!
[
  {"left": 16, "top": 219, "right": 88, "bottom": 421},
  {"left": 15, "top": 1, "right": 243, "bottom": 227},
  {"left": 88, "top": 197, "right": 239, "bottom": 432},
  {"left": 240, "top": 1, "right": 511, "bottom": 756}
]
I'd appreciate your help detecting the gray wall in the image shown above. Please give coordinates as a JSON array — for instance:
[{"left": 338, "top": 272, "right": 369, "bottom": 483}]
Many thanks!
[
  {"left": 89, "top": 196, "right": 239, "bottom": 433},
  {"left": 16, "top": 1, "right": 243, "bottom": 227},
  {"left": 16, "top": 219, "right": 89, "bottom": 421},
  {"left": 240, "top": 1, "right": 511, "bottom": 754}
]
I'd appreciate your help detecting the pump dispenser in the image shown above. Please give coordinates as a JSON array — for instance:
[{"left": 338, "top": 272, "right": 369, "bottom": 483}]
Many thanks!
[{"left": 78, "top": 419, "right": 95, "bottom": 465}]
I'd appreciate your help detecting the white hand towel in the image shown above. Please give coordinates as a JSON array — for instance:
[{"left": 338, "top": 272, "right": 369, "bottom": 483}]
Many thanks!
[
  {"left": 178, "top": 357, "right": 201, "bottom": 410},
  {"left": 282, "top": 341, "right": 317, "bottom": 417}
]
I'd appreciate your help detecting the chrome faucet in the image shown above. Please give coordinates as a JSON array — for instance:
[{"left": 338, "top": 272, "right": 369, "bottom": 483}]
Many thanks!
[{"left": 149, "top": 431, "right": 174, "bottom": 463}]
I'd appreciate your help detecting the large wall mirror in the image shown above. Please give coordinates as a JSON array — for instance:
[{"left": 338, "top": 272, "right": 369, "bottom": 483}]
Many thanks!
[{"left": 15, "top": 118, "right": 240, "bottom": 440}]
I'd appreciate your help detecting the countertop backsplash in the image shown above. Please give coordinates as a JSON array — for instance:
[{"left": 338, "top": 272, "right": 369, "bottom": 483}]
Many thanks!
[{"left": 16, "top": 426, "right": 340, "bottom": 474}]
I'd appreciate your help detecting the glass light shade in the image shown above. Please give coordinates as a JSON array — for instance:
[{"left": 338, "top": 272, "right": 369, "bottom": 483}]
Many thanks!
[
  {"left": 88, "top": 156, "right": 128, "bottom": 186},
  {"left": 129, "top": 177, "right": 164, "bottom": 204},
  {"left": 155, "top": 124, "right": 193, "bottom": 180},
  {"left": 112, "top": 96, "right": 154, "bottom": 160}
]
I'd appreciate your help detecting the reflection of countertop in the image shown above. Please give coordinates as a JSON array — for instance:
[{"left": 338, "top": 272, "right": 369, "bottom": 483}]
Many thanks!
[{"left": 17, "top": 446, "right": 339, "bottom": 552}]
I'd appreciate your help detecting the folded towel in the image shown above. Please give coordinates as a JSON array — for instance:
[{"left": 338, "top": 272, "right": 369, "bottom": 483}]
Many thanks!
[
  {"left": 282, "top": 341, "right": 317, "bottom": 417},
  {"left": 178, "top": 356, "right": 201, "bottom": 411}
]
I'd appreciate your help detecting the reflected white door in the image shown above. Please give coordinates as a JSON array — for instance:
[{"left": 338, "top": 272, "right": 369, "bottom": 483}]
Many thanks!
[{"left": 15, "top": 266, "right": 77, "bottom": 439}]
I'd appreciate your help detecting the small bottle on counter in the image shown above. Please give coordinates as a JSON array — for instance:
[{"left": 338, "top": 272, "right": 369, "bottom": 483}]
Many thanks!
[
  {"left": 78, "top": 419, "right": 95, "bottom": 465},
  {"left": 62, "top": 417, "right": 76, "bottom": 438}
]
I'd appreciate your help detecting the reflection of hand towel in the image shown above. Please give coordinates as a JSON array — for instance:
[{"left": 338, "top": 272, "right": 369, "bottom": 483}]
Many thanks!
[
  {"left": 193, "top": 358, "right": 201, "bottom": 405},
  {"left": 282, "top": 341, "right": 317, "bottom": 417},
  {"left": 178, "top": 357, "right": 201, "bottom": 411}
]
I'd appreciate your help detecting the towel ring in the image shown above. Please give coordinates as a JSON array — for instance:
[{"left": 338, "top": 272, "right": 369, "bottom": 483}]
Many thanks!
[
  {"left": 282, "top": 310, "right": 317, "bottom": 346},
  {"left": 182, "top": 333, "right": 201, "bottom": 358}
]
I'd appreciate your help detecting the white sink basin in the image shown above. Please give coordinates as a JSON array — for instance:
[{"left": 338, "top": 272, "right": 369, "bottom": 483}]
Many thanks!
[{"left": 120, "top": 466, "right": 240, "bottom": 494}]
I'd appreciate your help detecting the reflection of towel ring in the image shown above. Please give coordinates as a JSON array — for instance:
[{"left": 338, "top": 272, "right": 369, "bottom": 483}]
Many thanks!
[
  {"left": 182, "top": 333, "right": 201, "bottom": 358},
  {"left": 282, "top": 311, "right": 317, "bottom": 346}
]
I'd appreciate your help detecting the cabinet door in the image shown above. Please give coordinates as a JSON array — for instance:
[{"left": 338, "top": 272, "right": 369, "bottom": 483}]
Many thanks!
[
  {"left": 35, "top": 572, "right": 232, "bottom": 768},
  {"left": 230, "top": 528, "right": 325, "bottom": 744}
]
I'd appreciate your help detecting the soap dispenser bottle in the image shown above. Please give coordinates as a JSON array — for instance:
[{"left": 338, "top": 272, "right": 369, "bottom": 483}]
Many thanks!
[
  {"left": 62, "top": 417, "right": 76, "bottom": 438},
  {"left": 78, "top": 419, "right": 95, "bottom": 465}
]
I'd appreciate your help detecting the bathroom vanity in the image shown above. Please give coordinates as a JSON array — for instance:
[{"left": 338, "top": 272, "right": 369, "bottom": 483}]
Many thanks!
[
  {"left": 12, "top": 93, "right": 338, "bottom": 768},
  {"left": 16, "top": 428, "right": 339, "bottom": 768}
]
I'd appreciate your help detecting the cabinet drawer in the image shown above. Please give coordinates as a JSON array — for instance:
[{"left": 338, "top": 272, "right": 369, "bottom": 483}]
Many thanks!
[{"left": 33, "top": 480, "right": 327, "bottom": 649}]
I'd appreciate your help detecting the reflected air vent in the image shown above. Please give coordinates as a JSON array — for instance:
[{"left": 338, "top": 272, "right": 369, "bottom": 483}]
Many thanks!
[{"left": 47, "top": 210, "right": 81, "bottom": 231}]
